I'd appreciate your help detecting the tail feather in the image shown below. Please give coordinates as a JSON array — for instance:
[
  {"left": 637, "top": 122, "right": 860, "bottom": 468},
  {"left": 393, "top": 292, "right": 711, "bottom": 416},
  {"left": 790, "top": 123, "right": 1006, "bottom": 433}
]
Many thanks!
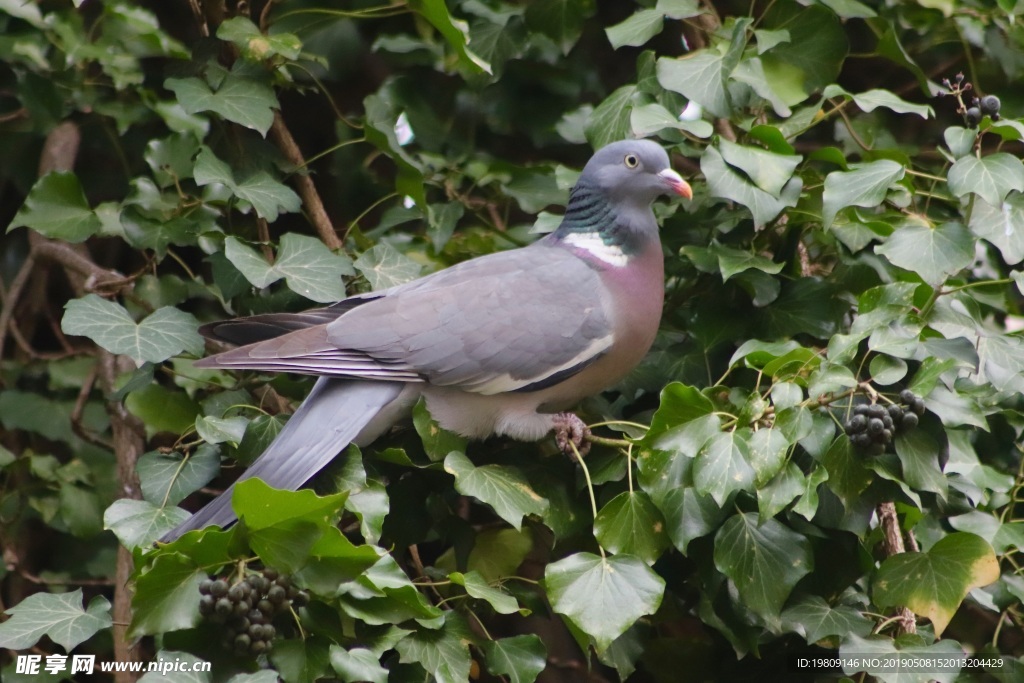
[{"left": 160, "top": 378, "right": 405, "bottom": 541}]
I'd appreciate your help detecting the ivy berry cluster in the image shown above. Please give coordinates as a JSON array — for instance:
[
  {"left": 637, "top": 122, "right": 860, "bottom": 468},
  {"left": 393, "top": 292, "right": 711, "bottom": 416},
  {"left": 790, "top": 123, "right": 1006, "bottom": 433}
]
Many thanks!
[
  {"left": 844, "top": 389, "right": 925, "bottom": 455},
  {"left": 941, "top": 73, "right": 1001, "bottom": 128},
  {"left": 198, "top": 567, "right": 309, "bottom": 655}
]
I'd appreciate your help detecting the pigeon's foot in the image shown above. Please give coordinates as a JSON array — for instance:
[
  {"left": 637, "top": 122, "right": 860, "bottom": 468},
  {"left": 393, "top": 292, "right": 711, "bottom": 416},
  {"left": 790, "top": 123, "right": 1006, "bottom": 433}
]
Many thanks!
[{"left": 553, "top": 412, "right": 591, "bottom": 460}]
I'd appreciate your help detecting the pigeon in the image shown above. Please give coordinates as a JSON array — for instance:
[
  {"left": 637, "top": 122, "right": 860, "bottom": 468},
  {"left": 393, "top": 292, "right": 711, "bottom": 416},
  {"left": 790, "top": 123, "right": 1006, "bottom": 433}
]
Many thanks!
[{"left": 161, "top": 139, "right": 691, "bottom": 541}]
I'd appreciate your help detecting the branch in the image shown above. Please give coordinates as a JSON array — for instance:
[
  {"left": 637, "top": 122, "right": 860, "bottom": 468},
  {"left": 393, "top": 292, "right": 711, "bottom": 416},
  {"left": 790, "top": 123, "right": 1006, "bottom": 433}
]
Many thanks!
[
  {"left": 269, "top": 111, "right": 343, "bottom": 250},
  {"left": 876, "top": 501, "right": 917, "bottom": 635}
]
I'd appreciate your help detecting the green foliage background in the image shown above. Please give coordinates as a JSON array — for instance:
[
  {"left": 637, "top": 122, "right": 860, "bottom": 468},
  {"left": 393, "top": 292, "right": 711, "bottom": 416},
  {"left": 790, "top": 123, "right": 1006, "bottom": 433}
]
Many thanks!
[{"left": 1, "top": 0, "right": 1024, "bottom": 681}]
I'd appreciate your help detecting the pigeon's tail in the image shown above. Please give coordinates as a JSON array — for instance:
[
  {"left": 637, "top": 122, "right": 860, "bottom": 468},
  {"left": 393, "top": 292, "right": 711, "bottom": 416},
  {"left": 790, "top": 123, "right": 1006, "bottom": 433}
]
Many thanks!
[{"left": 160, "top": 378, "right": 407, "bottom": 542}]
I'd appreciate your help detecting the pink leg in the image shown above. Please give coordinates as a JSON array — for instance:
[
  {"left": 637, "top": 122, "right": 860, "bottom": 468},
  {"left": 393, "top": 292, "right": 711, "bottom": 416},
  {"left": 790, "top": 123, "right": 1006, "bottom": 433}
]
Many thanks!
[{"left": 553, "top": 412, "right": 591, "bottom": 460}]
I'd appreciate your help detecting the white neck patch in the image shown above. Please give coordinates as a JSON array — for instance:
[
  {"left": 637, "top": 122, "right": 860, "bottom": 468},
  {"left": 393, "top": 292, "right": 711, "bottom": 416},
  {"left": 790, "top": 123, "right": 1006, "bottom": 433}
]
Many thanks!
[{"left": 562, "top": 232, "right": 628, "bottom": 267}]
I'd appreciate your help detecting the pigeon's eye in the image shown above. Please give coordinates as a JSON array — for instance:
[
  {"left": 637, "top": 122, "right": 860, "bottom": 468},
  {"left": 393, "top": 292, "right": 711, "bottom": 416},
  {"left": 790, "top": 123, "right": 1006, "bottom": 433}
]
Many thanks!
[{"left": 624, "top": 154, "right": 639, "bottom": 168}]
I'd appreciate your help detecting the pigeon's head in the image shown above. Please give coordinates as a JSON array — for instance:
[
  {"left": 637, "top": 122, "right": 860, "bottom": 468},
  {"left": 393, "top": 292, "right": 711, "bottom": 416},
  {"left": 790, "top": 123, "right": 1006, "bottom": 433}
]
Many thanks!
[{"left": 583, "top": 139, "right": 692, "bottom": 206}]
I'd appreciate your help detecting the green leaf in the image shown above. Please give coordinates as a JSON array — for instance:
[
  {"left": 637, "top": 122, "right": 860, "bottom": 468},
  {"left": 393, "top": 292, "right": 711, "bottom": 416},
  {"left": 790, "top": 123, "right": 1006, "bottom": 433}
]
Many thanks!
[
  {"left": 780, "top": 594, "right": 873, "bottom": 643},
  {"left": 657, "top": 51, "right": 731, "bottom": 118},
  {"left": 409, "top": 0, "right": 491, "bottom": 74},
  {"left": 233, "top": 478, "right": 347, "bottom": 532},
  {"left": 0, "top": 590, "right": 111, "bottom": 652},
  {"left": 593, "top": 491, "right": 670, "bottom": 564},
  {"left": 713, "top": 513, "right": 814, "bottom": 625},
  {"left": 693, "top": 430, "right": 755, "bottom": 506},
  {"left": 702, "top": 145, "right": 799, "bottom": 226},
  {"left": 125, "top": 383, "right": 200, "bottom": 435},
  {"left": 875, "top": 221, "right": 974, "bottom": 285},
  {"left": 8, "top": 171, "right": 101, "bottom": 242},
  {"left": 363, "top": 89, "right": 426, "bottom": 206},
  {"left": 444, "top": 452, "right": 548, "bottom": 531},
  {"left": 584, "top": 85, "right": 638, "bottom": 149},
  {"left": 104, "top": 499, "right": 190, "bottom": 549},
  {"left": 758, "top": 462, "right": 805, "bottom": 521},
  {"left": 129, "top": 553, "right": 203, "bottom": 637},
  {"left": 450, "top": 570, "right": 520, "bottom": 614},
  {"left": 270, "top": 637, "right": 332, "bottom": 683},
  {"left": 969, "top": 191, "right": 1024, "bottom": 264},
  {"left": 137, "top": 445, "right": 220, "bottom": 507},
  {"left": 217, "top": 16, "right": 302, "bottom": 61},
  {"left": 822, "top": 159, "right": 905, "bottom": 227},
  {"left": 165, "top": 66, "right": 278, "bottom": 135},
  {"left": 838, "top": 633, "right": 966, "bottom": 683},
  {"left": 630, "top": 102, "right": 713, "bottom": 139},
  {"left": 872, "top": 532, "right": 1000, "bottom": 636},
  {"left": 644, "top": 382, "right": 716, "bottom": 444},
  {"left": 524, "top": 0, "right": 596, "bottom": 54},
  {"left": 224, "top": 234, "right": 352, "bottom": 303},
  {"left": 413, "top": 399, "right": 468, "bottom": 460},
  {"left": 194, "top": 415, "right": 248, "bottom": 446},
  {"left": 822, "top": 84, "right": 933, "bottom": 118},
  {"left": 394, "top": 613, "right": 475, "bottom": 683},
  {"left": 467, "top": 528, "right": 534, "bottom": 583},
  {"left": 62, "top": 294, "right": 203, "bottom": 366},
  {"left": 606, "top": 9, "right": 665, "bottom": 49},
  {"left": 354, "top": 242, "right": 424, "bottom": 290},
  {"left": 480, "top": 635, "right": 547, "bottom": 683},
  {"left": 747, "top": 427, "right": 789, "bottom": 487},
  {"left": 821, "top": 435, "right": 871, "bottom": 509},
  {"left": 141, "top": 652, "right": 215, "bottom": 683},
  {"left": 193, "top": 147, "right": 301, "bottom": 221},
  {"left": 760, "top": 1, "right": 847, "bottom": 106},
  {"left": 329, "top": 646, "right": 388, "bottom": 683},
  {"left": 332, "top": 446, "right": 389, "bottom": 544},
  {"left": 717, "top": 139, "right": 802, "bottom": 197},
  {"left": 544, "top": 552, "right": 665, "bottom": 652},
  {"left": 947, "top": 153, "right": 1024, "bottom": 207}
]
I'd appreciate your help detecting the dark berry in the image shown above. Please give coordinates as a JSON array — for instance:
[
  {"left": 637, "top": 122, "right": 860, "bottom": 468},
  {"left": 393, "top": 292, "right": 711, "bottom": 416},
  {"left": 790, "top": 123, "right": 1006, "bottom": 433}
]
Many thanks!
[
  {"left": 248, "top": 609, "right": 266, "bottom": 625},
  {"left": 867, "top": 404, "right": 886, "bottom": 419},
  {"left": 199, "top": 579, "right": 213, "bottom": 595},
  {"left": 911, "top": 397, "right": 926, "bottom": 416},
  {"left": 882, "top": 414, "right": 894, "bottom": 430},
  {"left": 199, "top": 594, "right": 215, "bottom": 615},
  {"left": 980, "top": 95, "right": 1001, "bottom": 117},
  {"left": 210, "top": 579, "right": 229, "bottom": 598},
  {"left": 901, "top": 412, "right": 919, "bottom": 429},
  {"left": 250, "top": 640, "right": 267, "bottom": 655},
  {"left": 263, "top": 567, "right": 279, "bottom": 582},
  {"left": 847, "top": 415, "right": 867, "bottom": 433},
  {"left": 852, "top": 433, "right": 871, "bottom": 449},
  {"left": 228, "top": 584, "right": 246, "bottom": 602},
  {"left": 233, "top": 600, "right": 250, "bottom": 617},
  {"left": 257, "top": 599, "right": 275, "bottom": 616},
  {"left": 248, "top": 623, "right": 265, "bottom": 639},
  {"left": 268, "top": 585, "right": 287, "bottom": 604},
  {"left": 234, "top": 633, "right": 251, "bottom": 651},
  {"left": 292, "top": 590, "right": 310, "bottom": 607},
  {"left": 899, "top": 389, "right": 915, "bottom": 404},
  {"left": 887, "top": 404, "right": 904, "bottom": 420},
  {"left": 215, "top": 597, "right": 234, "bottom": 617},
  {"left": 263, "top": 624, "right": 276, "bottom": 639},
  {"left": 230, "top": 616, "right": 250, "bottom": 631},
  {"left": 853, "top": 404, "right": 869, "bottom": 416},
  {"left": 286, "top": 585, "right": 300, "bottom": 600},
  {"left": 966, "top": 107, "right": 982, "bottom": 128},
  {"left": 868, "top": 418, "right": 884, "bottom": 435},
  {"left": 246, "top": 575, "right": 266, "bottom": 593},
  {"left": 881, "top": 429, "right": 892, "bottom": 444}
]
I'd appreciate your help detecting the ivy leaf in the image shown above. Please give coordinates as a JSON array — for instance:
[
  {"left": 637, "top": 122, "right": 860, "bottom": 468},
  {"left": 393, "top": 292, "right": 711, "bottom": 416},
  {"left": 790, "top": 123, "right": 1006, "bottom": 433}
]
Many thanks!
[
  {"left": 331, "top": 446, "right": 390, "bottom": 544},
  {"left": 129, "top": 552, "right": 203, "bottom": 637},
  {"left": 354, "top": 242, "right": 424, "bottom": 290},
  {"left": 0, "top": 589, "right": 112, "bottom": 652},
  {"left": 224, "top": 234, "right": 353, "bottom": 303},
  {"left": 822, "top": 160, "right": 905, "bottom": 227},
  {"left": 270, "top": 637, "right": 332, "bottom": 683},
  {"left": 165, "top": 65, "right": 278, "bottom": 135},
  {"left": 137, "top": 445, "right": 221, "bottom": 507},
  {"left": 717, "top": 139, "right": 802, "bottom": 197},
  {"left": 839, "top": 634, "right": 966, "bottom": 683},
  {"left": 104, "top": 499, "right": 190, "bottom": 549},
  {"left": 702, "top": 145, "right": 799, "bottom": 226},
  {"left": 394, "top": 613, "right": 475, "bottom": 683},
  {"left": 194, "top": 147, "right": 301, "bottom": 221},
  {"left": 467, "top": 528, "right": 534, "bottom": 583},
  {"left": 759, "top": 1, "right": 847, "bottom": 106},
  {"left": 693, "top": 430, "right": 755, "bottom": 506},
  {"left": 329, "top": 646, "right": 388, "bottom": 683},
  {"left": 8, "top": 171, "right": 101, "bottom": 242},
  {"left": 62, "top": 294, "right": 203, "bottom": 366},
  {"left": 480, "top": 635, "right": 547, "bottom": 683},
  {"left": 584, "top": 85, "right": 638, "bottom": 149},
  {"left": 450, "top": 570, "right": 520, "bottom": 614},
  {"left": 875, "top": 221, "right": 974, "bottom": 285},
  {"left": 593, "top": 491, "right": 670, "bottom": 564},
  {"left": 606, "top": 9, "right": 666, "bottom": 49},
  {"left": 444, "top": 452, "right": 548, "bottom": 531},
  {"left": 780, "top": 594, "right": 873, "bottom": 643},
  {"left": 524, "top": 0, "right": 596, "bottom": 54},
  {"left": 544, "top": 552, "right": 665, "bottom": 652},
  {"left": 969, "top": 191, "right": 1024, "bottom": 264},
  {"left": 141, "top": 652, "right": 215, "bottom": 683},
  {"left": 872, "top": 532, "right": 999, "bottom": 636},
  {"left": 408, "top": 0, "right": 491, "bottom": 74},
  {"left": 713, "top": 513, "right": 814, "bottom": 625},
  {"left": 822, "top": 84, "right": 933, "bottom": 118},
  {"left": 217, "top": 16, "right": 302, "bottom": 61},
  {"left": 747, "top": 427, "right": 789, "bottom": 486},
  {"left": 947, "top": 153, "right": 1024, "bottom": 207}
]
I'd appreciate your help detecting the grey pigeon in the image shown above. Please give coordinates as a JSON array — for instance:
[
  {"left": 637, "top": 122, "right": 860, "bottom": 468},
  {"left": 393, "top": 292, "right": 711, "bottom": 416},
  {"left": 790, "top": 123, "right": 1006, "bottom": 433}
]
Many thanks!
[{"left": 161, "top": 139, "right": 690, "bottom": 541}]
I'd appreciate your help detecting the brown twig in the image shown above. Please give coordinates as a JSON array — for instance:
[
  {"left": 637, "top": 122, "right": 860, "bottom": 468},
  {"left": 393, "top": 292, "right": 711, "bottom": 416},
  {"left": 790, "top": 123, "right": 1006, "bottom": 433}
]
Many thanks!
[
  {"left": 877, "top": 501, "right": 917, "bottom": 635},
  {"left": 269, "top": 111, "right": 342, "bottom": 250}
]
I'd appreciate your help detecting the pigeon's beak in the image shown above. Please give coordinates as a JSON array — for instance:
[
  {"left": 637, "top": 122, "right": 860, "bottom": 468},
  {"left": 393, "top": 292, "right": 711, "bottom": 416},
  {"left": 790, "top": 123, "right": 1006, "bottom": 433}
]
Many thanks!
[{"left": 658, "top": 168, "right": 692, "bottom": 199}]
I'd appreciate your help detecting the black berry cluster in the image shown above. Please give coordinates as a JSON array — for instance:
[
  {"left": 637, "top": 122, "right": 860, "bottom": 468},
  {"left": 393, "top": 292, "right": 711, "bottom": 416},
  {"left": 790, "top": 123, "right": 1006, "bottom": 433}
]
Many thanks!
[
  {"left": 942, "top": 73, "right": 1001, "bottom": 128},
  {"left": 198, "top": 567, "right": 309, "bottom": 655},
  {"left": 844, "top": 390, "right": 925, "bottom": 455}
]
